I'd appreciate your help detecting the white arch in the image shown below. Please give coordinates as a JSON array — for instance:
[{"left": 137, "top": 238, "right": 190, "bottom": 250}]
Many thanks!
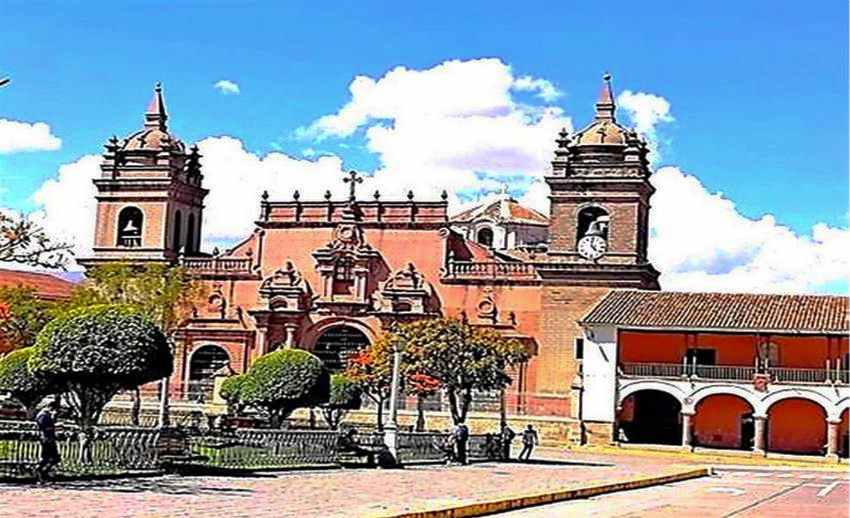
[
  {"left": 760, "top": 388, "right": 836, "bottom": 419},
  {"left": 686, "top": 384, "right": 760, "bottom": 415},
  {"left": 833, "top": 397, "right": 850, "bottom": 422},
  {"left": 618, "top": 379, "right": 686, "bottom": 407}
]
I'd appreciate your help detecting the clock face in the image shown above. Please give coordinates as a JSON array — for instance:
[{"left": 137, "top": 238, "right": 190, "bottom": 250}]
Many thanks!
[{"left": 577, "top": 235, "right": 607, "bottom": 260}]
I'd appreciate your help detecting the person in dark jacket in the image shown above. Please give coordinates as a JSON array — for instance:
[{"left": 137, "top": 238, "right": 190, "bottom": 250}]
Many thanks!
[
  {"left": 452, "top": 422, "right": 469, "bottom": 465},
  {"left": 518, "top": 424, "right": 539, "bottom": 462},
  {"left": 35, "top": 399, "right": 61, "bottom": 482}
]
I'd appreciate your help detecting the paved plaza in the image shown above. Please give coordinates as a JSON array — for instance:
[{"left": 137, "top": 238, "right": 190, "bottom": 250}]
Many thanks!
[
  {"left": 0, "top": 449, "right": 846, "bottom": 518},
  {"left": 498, "top": 467, "right": 850, "bottom": 517}
]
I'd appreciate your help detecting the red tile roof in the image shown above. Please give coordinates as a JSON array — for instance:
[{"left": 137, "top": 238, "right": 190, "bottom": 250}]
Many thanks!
[
  {"left": 582, "top": 290, "right": 849, "bottom": 334},
  {"left": 451, "top": 198, "right": 549, "bottom": 226},
  {"left": 0, "top": 268, "right": 76, "bottom": 301}
]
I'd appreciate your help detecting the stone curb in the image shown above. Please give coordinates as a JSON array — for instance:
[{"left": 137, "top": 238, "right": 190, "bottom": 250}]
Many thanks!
[{"left": 377, "top": 467, "right": 711, "bottom": 518}]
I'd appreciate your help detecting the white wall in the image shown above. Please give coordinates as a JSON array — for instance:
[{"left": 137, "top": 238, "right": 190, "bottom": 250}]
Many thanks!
[{"left": 580, "top": 324, "right": 618, "bottom": 422}]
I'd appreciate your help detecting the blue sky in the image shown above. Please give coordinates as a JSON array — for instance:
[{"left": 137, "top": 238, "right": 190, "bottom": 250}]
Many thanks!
[{"left": 0, "top": 1, "right": 847, "bottom": 293}]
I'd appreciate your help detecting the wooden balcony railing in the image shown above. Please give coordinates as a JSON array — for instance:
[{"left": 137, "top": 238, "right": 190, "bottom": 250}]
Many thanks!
[
  {"left": 443, "top": 261, "right": 537, "bottom": 281},
  {"left": 620, "top": 362, "right": 842, "bottom": 385}
]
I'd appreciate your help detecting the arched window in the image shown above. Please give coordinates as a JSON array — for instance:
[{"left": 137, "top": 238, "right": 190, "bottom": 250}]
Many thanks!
[
  {"left": 477, "top": 227, "right": 494, "bottom": 247},
  {"left": 186, "top": 213, "right": 196, "bottom": 254},
  {"left": 188, "top": 344, "right": 230, "bottom": 402},
  {"left": 116, "top": 206, "right": 143, "bottom": 248},
  {"left": 757, "top": 342, "right": 780, "bottom": 369},
  {"left": 313, "top": 326, "right": 370, "bottom": 372},
  {"left": 577, "top": 206, "right": 609, "bottom": 242},
  {"left": 172, "top": 210, "right": 182, "bottom": 253}
]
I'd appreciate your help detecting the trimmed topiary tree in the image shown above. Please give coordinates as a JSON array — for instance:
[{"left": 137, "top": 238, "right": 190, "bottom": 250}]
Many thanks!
[
  {"left": 220, "top": 373, "right": 249, "bottom": 414},
  {"left": 0, "top": 347, "right": 54, "bottom": 417},
  {"left": 319, "top": 373, "right": 362, "bottom": 430},
  {"left": 29, "top": 304, "right": 172, "bottom": 460},
  {"left": 239, "top": 348, "right": 330, "bottom": 427}
]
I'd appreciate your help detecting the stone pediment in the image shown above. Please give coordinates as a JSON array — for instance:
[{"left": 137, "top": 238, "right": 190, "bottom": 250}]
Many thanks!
[
  {"left": 373, "top": 263, "right": 434, "bottom": 315},
  {"left": 259, "top": 261, "right": 312, "bottom": 312}
]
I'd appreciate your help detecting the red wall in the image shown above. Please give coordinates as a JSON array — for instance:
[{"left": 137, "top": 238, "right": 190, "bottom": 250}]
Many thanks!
[
  {"left": 619, "top": 330, "right": 844, "bottom": 369},
  {"left": 768, "top": 399, "right": 826, "bottom": 454},
  {"left": 693, "top": 395, "right": 753, "bottom": 449}
]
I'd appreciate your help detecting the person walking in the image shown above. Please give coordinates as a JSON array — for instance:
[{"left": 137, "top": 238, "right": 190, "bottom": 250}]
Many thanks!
[
  {"left": 35, "top": 399, "right": 61, "bottom": 483},
  {"left": 518, "top": 424, "right": 539, "bottom": 462},
  {"left": 453, "top": 422, "right": 469, "bottom": 465}
]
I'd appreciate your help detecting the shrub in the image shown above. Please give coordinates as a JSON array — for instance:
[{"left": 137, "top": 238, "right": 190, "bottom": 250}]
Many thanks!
[
  {"left": 320, "top": 373, "right": 362, "bottom": 429},
  {"left": 239, "top": 348, "right": 330, "bottom": 425},
  {"left": 0, "top": 347, "right": 53, "bottom": 416}
]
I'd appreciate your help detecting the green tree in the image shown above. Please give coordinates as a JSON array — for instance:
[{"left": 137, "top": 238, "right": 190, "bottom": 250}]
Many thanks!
[
  {"left": 29, "top": 305, "right": 172, "bottom": 461},
  {"left": 238, "top": 349, "right": 330, "bottom": 427},
  {"left": 386, "top": 318, "right": 528, "bottom": 425},
  {"left": 0, "top": 347, "right": 54, "bottom": 417},
  {"left": 345, "top": 342, "right": 393, "bottom": 431},
  {"left": 68, "top": 263, "right": 204, "bottom": 333},
  {"left": 220, "top": 373, "right": 249, "bottom": 414},
  {"left": 0, "top": 286, "right": 64, "bottom": 353},
  {"left": 319, "top": 373, "right": 362, "bottom": 430},
  {"left": 67, "top": 263, "right": 205, "bottom": 411}
]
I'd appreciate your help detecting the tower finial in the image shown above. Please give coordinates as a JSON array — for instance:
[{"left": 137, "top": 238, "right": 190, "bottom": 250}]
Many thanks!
[
  {"left": 145, "top": 82, "right": 168, "bottom": 131},
  {"left": 595, "top": 72, "right": 615, "bottom": 121}
]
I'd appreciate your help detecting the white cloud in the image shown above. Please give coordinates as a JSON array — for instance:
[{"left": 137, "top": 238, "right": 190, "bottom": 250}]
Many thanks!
[
  {"left": 512, "top": 75, "right": 562, "bottom": 102},
  {"left": 616, "top": 90, "right": 673, "bottom": 162},
  {"left": 649, "top": 166, "right": 849, "bottom": 294},
  {"left": 297, "top": 58, "right": 571, "bottom": 205},
  {"left": 213, "top": 80, "right": 240, "bottom": 95},
  {"left": 0, "top": 119, "right": 62, "bottom": 153}
]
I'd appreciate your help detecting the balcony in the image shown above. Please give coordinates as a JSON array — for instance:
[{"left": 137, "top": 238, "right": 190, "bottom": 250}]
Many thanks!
[
  {"left": 620, "top": 362, "right": 847, "bottom": 385},
  {"left": 181, "top": 256, "right": 257, "bottom": 278},
  {"left": 442, "top": 261, "right": 538, "bottom": 282}
]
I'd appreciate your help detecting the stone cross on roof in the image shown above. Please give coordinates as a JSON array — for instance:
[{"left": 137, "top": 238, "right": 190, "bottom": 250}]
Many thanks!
[{"left": 343, "top": 170, "right": 363, "bottom": 201}]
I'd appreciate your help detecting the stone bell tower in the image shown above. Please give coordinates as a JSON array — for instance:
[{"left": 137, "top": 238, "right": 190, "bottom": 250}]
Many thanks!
[
  {"left": 541, "top": 74, "right": 659, "bottom": 289},
  {"left": 80, "top": 83, "right": 208, "bottom": 267}
]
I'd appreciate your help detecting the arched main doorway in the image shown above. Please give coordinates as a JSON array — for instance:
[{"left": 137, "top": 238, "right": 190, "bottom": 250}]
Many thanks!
[
  {"left": 188, "top": 344, "right": 231, "bottom": 402},
  {"left": 839, "top": 409, "right": 848, "bottom": 458},
  {"left": 693, "top": 394, "right": 755, "bottom": 450},
  {"left": 767, "top": 398, "right": 827, "bottom": 455},
  {"left": 313, "top": 326, "right": 371, "bottom": 372},
  {"left": 618, "top": 390, "right": 681, "bottom": 445}
]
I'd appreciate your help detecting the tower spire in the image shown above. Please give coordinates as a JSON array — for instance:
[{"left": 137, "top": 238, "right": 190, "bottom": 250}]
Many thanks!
[
  {"left": 144, "top": 82, "right": 168, "bottom": 131},
  {"left": 595, "top": 73, "right": 615, "bottom": 121}
]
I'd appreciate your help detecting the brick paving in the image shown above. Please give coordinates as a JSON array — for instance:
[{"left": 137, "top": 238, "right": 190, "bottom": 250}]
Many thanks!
[{"left": 0, "top": 449, "right": 689, "bottom": 518}]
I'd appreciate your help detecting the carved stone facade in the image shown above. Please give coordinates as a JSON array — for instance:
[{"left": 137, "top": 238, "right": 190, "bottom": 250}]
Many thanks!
[{"left": 83, "top": 76, "right": 661, "bottom": 419}]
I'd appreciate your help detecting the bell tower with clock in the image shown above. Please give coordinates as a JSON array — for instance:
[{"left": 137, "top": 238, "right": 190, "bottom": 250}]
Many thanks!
[{"left": 540, "top": 74, "right": 659, "bottom": 289}]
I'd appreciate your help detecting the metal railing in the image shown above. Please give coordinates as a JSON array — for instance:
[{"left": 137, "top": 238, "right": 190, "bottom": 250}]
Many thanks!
[
  {"left": 620, "top": 362, "right": 837, "bottom": 385},
  {"left": 443, "top": 261, "right": 537, "bottom": 281},
  {"left": 396, "top": 432, "right": 503, "bottom": 463},
  {"left": 189, "top": 429, "right": 342, "bottom": 469},
  {"left": 0, "top": 424, "right": 161, "bottom": 479}
]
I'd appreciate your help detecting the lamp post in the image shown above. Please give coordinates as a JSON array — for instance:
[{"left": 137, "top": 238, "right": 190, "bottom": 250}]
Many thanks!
[
  {"left": 158, "top": 336, "right": 174, "bottom": 428},
  {"left": 384, "top": 342, "right": 402, "bottom": 460}
]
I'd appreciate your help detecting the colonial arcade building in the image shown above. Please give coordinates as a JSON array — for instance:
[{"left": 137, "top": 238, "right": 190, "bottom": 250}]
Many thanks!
[{"left": 81, "top": 79, "right": 849, "bottom": 457}]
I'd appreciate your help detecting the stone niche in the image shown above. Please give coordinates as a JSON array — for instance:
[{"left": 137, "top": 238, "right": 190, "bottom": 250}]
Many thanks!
[{"left": 258, "top": 261, "right": 312, "bottom": 312}]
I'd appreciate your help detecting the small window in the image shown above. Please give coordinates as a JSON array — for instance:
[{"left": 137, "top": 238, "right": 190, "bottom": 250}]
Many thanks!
[
  {"left": 116, "top": 207, "right": 143, "bottom": 248},
  {"left": 477, "top": 228, "right": 494, "bottom": 247},
  {"left": 575, "top": 338, "right": 584, "bottom": 360},
  {"left": 172, "top": 210, "right": 182, "bottom": 252},
  {"left": 186, "top": 213, "right": 196, "bottom": 254}
]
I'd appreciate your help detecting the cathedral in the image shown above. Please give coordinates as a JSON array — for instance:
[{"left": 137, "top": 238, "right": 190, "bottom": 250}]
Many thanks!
[
  {"left": 81, "top": 77, "right": 848, "bottom": 454},
  {"left": 81, "top": 75, "right": 656, "bottom": 422}
]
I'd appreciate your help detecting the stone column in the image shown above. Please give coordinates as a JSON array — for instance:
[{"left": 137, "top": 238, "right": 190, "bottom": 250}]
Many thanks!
[
  {"left": 753, "top": 415, "right": 767, "bottom": 456},
  {"left": 826, "top": 419, "right": 840, "bottom": 461},
  {"left": 681, "top": 412, "right": 694, "bottom": 450},
  {"left": 284, "top": 324, "right": 298, "bottom": 349},
  {"left": 255, "top": 327, "right": 268, "bottom": 357}
]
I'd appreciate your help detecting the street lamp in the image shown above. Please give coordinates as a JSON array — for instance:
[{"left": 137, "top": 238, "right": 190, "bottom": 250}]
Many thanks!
[{"left": 384, "top": 341, "right": 403, "bottom": 460}]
